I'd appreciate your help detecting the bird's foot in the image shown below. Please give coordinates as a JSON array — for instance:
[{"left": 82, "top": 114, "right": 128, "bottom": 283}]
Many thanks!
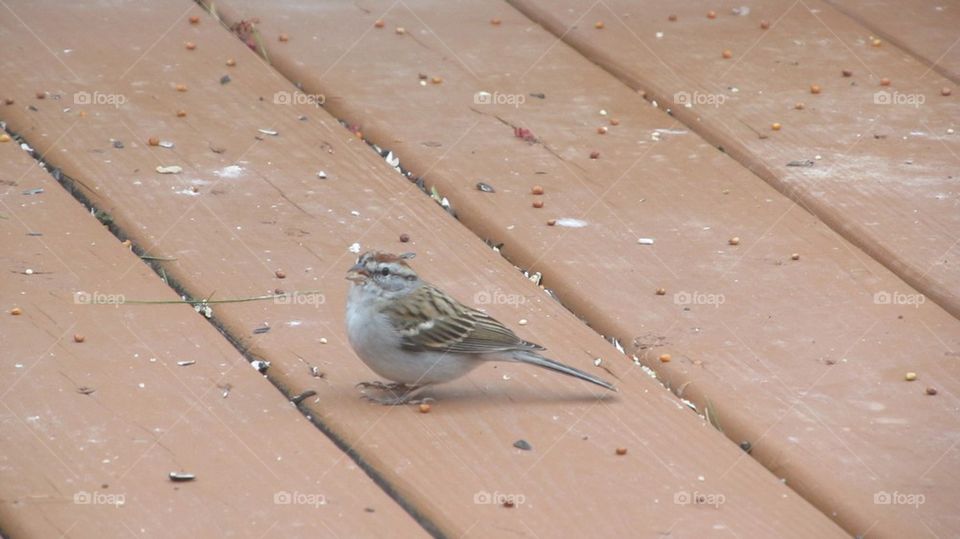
[{"left": 356, "top": 382, "right": 433, "bottom": 405}]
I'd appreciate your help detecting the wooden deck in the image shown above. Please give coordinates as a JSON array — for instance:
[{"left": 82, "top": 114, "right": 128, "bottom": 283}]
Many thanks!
[{"left": 0, "top": 1, "right": 956, "bottom": 537}]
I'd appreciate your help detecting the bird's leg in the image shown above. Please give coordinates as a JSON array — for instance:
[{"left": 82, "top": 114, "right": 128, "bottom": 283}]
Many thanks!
[
  {"left": 355, "top": 380, "right": 403, "bottom": 391},
  {"left": 357, "top": 383, "right": 434, "bottom": 405}
]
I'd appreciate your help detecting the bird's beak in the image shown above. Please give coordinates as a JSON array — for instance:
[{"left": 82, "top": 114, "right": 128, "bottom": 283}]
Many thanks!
[{"left": 346, "top": 263, "right": 370, "bottom": 282}]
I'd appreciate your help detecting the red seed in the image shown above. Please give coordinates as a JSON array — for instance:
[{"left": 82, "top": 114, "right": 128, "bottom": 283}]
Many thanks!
[
  {"left": 10, "top": 307, "right": 22, "bottom": 315},
  {"left": 842, "top": 69, "right": 853, "bottom": 77},
  {"left": 399, "top": 233, "right": 410, "bottom": 243},
  {"left": 926, "top": 387, "right": 938, "bottom": 395},
  {"left": 658, "top": 354, "right": 671, "bottom": 363},
  {"left": 546, "top": 219, "right": 556, "bottom": 226},
  {"left": 532, "top": 200, "right": 544, "bottom": 209},
  {"left": 722, "top": 50, "right": 733, "bottom": 59},
  {"left": 707, "top": 10, "right": 717, "bottom": 19},
  {"left": 668, "top": 14, "right": 677, "bottom": 22},
  {"left": 278, "top": 33, "right": 289, "bottom": 42},
  {"left": 656, "top": 288, "right": 666, "bottom": 295},
  {"left": 760, "top": 20, "right": 770, "bottom": 29},
  {"left": 941, "top": 88, "right": 952, "bottom": 96},
  {"left": 594, "top": 21, "right": 605, "bottom": 29},
  {"left": 374, "top": 20, "right": 385, "bottom": 28},
  {"left": 616, "top": 447, "right": 628, "bottom": 455},
  {"left": 880, "top": 78, "right": 891, "bottom": 86},
  {"left": 810, "top": 84, "right": 821, "bottom": 94},
  {"left": 531, "top": 185, "right": 544, "bottom": 195},
  {"left": 189, "top": 15, "right": 200, "bottom": 24},
  {"left": 589, "top": 151, "right": 600, "bottom": 159},
  {"left": 275, "top": 269, "right": 286, "bottom": 279},
  {"left": 490, "top": 18, "right": 502, "bottom": 26},
  {"left": 74, "top": 334, "right": 86, "bottom": 343},
  {"left": 185, "top": 41, "right": 196, "bottom": 50}
]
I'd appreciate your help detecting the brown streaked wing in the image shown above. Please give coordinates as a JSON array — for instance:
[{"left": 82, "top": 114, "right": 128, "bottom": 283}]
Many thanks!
[{"left": 387, "top": 284, "right": 545, "bottom": 354}]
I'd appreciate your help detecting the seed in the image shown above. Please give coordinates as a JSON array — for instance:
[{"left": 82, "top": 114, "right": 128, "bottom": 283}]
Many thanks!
[
  {"left": 395, "top": 26, "right": 406, "bottom": 35},
  {"left": 722, "top": 49, "right": 732, "bottom": 59},
  {"left": 418, "top": 403, "right": 431, "bottom": 413},
  {"left": 374, "top": 20, "right": 385, "bottom": 28},
  {"left": 189, "top": 15, "right": 200, "bottom": 24},
  {"left": 490, "top": 17, "right": 501, "bottom": 25},
  {"left": 185, "top": 41, "right": 196, "bottom": 50},
  {"left": 176, "top": 110, "right": 187, "bottom": 117},
  {"left": 3, "top": 98, "right": 13, "bottom": 105},
  {"left": 905, "top": 372, "right": 917, "bottom": 381},
  {"left": 941, "top": 87, "right": 952, "bottom": 96},
  {"left": 74, "top": 334, "right": 86, "bottom": 343},
  {"left": 795, "top": 102, "right": 805, "bottom": 110},
  {"left": 871, "top": 38, "right": 882, "bottom": 47},
  {"left": 609, "top": 118, "right": 620, "bottom": 126},
  {"left": 597, "top": 126, "right": 608, "bottom": 134},
  {"left": 594, "top": 21, "right": 605, "bottom": 29},
  {"left": 532, "top": 200, "right": 544, "bottom": 209},
  {"left": 760, "top": 20, "right": 770, "bottom": 29},
  {"left": 547, "top": 219, "right": 556, "bottom": 226},
  {"left": 502, "top": 500, "right": 515, "bottom": 508},
  {"left": 121, "top": 240, "right": 132, "bottom": 248},
  {"left": 278, "top": 33, "right": 289, "bottom": 42},
  {"left": 175, "top": 83, "right": 187, "bottom": 92},
  {"left": 926, "top": 387, "right": 938, "bottom": 395},
  {"left": 615, "top": 447, "right": 628, "bottom": 455},
  {"left": 589, "top": 151, "right": 600, "bottom": 159},
  {"left": 771, "top": 122, "right": 782, "bottom": 131},
  {"left": 880, "top": 78, "right": 891, "bottom": 86},
  {"left": 531, "top": 185, "right": 544, "bottom": 195},
  {"left": 0, "top": 134, "right": 10, "bottom": 143},
  {"left": 10, "top": 307, "right": 22, "bottom": 315},
  {"left": 668, "top": 14, "right": 677, "bottom": 21},
  {"left": 399, "top": 233, "right": 410, "bottom": 243},
  {"left": 431, "top": 76, "right": 443, "bottom": 84},
  {"left": 275, "top": 269, "right": 286, "bottom": 279},
  {"left": 148, "top": 137, "right": 160, "bottom": 146},
  {"left": 707, "top": 10, "right": 717, "bottom": 19},
  {"left": 810, "top": 84, "right": 821, "bottom": 94},
  {"left": 791, "top": 253, "right": 800, "bottom": 260},
  {"left": 729, "top": 236, "right": 741, "bottom": 245},
  {"left": 842, "top": 69, "right": 853, "bottom": 77},
  {"left": 224, "top": 58, "right": 236, "bottom": 67},
  {"left": 659, "top": 353, "right": 671, "bottom": 363},
  {"left": 36, "top": 91, "right": 46, "bottom": 99},
  {"left": 655, "top": 288, "right": 666, "bottom": 295}
]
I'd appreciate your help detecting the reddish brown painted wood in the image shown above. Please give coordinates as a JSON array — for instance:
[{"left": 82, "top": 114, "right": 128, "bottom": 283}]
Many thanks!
[
  {"left": 824, "top": 0, "right": 960, "bottom": 83},
  {"left": 509, "top": 0, "right": 960, "bottom": 323},
  {"left": 197, "top": 1, "right": 959, "bottom": 537},
  {"left": 0, "top": 133, "right": 422, "bottom": 537},
  {"left": 0, "top": 1, "right": 846, "bottom": 537}
]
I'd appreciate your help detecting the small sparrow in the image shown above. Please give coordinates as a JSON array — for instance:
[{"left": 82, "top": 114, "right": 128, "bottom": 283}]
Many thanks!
[{"left": 345, "top": 250, "right": 617, "bottom": 404}]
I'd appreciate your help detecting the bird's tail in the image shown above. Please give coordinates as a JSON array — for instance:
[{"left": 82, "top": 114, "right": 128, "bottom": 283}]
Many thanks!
[{"left": 513, "top": 351, "right": 618, "bottom": 392}]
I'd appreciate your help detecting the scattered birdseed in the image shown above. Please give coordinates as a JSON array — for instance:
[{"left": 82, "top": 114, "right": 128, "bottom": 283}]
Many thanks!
[
  {"left": 659, "top": 353, "right": 671, "bottom": 363},
  {"left": 722, "top": 50, "right": 733, "bottom": 59},
  {"left": 656, "top": 288, "right": 666, "bottom": 295},
  {"left": 810, "top": 84, "right": 821, "bottom": 94},
  {"left": 490, "top": 17, "right": 501, "bottom": 25},
  {"left": 22, "top": 188, "right": 44, "bottom": 195},
  {"left": 546, "top": 219, "right": 556, "bottom": 226},
  {"left": 185, "top": 41, "right": 196, "bottom": 50},
  {"left": 219, "top": 75, "right": 231, "bottom": 85},
  {"left": 156, "top": 165, "right": 182, "bottom": 174},
  {"left": 159, "top": 141, "right": 175, "bottom": 149},
  {"left": 399, "top": 233, "right": 410, "bottom": 243},
  {"left": 476, "top": 181, "right": 495, "bottom": 193},
  {"left": 795, "top": 102, "right": 805, "bottom": 110},
  {"left": 791, "top": 253, "right": 800, "bottom": 260},
  {"left": 275, "top": 269, "right": 286, "bottom": 279},
  {"left": 317, "top": 171, "right": 328, "bottom": 179},
  {"left": 395, "top": 27, "right": 406, "bottom": 35},
  {"left": 707, "top": 10, "right": 717, "bottom": 19},
  {"left": 615, "top": 447, "right": 628, "bottom": 455},
  {"left": 637, "top": 238, "right": 655, "bottom": 245},
  {"left": 168, "top": 472, "right": 196, "bottom": 482},
  {"left": 77, "top": 387, "right": 96, "bottom": 395},
  {"left": 760, "top": 20, "right": 770, "bottom": 29},
  {"left": 176, "top": 110, "right": 187, "bottom": 117},
  {"left": 251, "top": 360, "right": 271, "bottom": 373},
  {"left": 771, "top": 123, "right": 782, "bottom": 131},
  {"left": 729, "top": 236, "right": 741, "bottom": 245},
  {"left": 148, "top": 137, "right": 160, "bottom": 146},
  {"left": 418, "top": 403, "right": 431, "bottom": 413},
  {"left": 175, "top": 84, "right": 187, "bottom": 92},
  {"left": 905, "top": 372, "right": 917, "bottom": 381},
  {"left": 597, "top": 126, "right": 608, "bottom": 135},
  {"left": 189, "top": 15, "right": 200, "bottom": 24},
  {"left": 0, "top": 134, "right": 10, "bottom": 143},
  {"left": 374, "top": 19, "right": 385, "bottom": 28},
  {"left": 594, "top": 21, "right": 605, "bottom": 29},
  {"left": 258, "top": 128, "right": 279, "bottom": 136},
  {"left": 532, "top": 200, "right": 544, "bottom": 208},
  {"left": 531, "top": 185, "right": 544, "bottom": 195},
  {"left": 177, "top": 360, "right": 196, "bottom": 367},
  {"left": 871, "top": 38, "right": 882, "bottom": 47},
  {"left": 842, "top": 69, "right": 853, "bottom": 77},
  {"left": 668, "top": 14, "right": 677, "bottom": 21},
  {"left": 10, "top": 307, "right": 22, "bottom": 315},
  {"left": 589, "top": 151, "right": 600, "bottom": 159},
  {"left": 518, "top": 319, "right": 528, "bottom": 325},
  {"left": 226, "top": 58, "right": 236, "bottom": 67},
  {"left": 926, "top": 387, "right": 938, "bottom": 395},
  {"left": 942, "top": 88, "right": 952, "bottom": 96},
  {"left": 513, "top": 439, "right": 532, "bottom": 451},
  {"left": 278, "top": 33, "right": 289, "bottom": 42}
]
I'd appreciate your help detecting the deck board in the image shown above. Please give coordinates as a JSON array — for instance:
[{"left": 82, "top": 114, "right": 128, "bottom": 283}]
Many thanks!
[
  {"left": 0, "top": 129, "right": 423, "bottom": 537},
  {"left": 196, "top": 1, "right": 960, "bottom": 537},
  {"left": 0, "top": 1, "right": 847, "bottom": 537}
]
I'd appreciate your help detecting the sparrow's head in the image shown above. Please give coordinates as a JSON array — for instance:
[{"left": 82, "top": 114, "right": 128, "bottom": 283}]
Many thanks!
[{"left": 347, "top": 251, "right": 420, "bottom": 293}]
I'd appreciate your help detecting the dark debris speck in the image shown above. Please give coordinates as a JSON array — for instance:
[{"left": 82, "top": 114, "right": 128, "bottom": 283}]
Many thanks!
[{"left": 513, "top": 439, "right": 532, "bottom": 451}]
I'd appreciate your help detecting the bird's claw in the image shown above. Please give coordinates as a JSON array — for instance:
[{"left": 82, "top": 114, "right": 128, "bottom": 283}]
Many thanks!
[{"left": 356, "top": 381, "right": 431, "bottom": 405}]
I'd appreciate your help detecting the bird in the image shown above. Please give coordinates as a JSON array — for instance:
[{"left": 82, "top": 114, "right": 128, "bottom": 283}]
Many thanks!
[{"left": 344, "top": 250, "right": 617, "bottom": 404}]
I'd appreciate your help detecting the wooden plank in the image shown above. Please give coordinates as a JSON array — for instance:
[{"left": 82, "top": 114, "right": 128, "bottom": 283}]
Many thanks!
[
  {"left": 824, "top": 0, "right": 960, "bottom": 83},
  {"left": 0, "top": 1, "right": 846, "bottom": 537},
  {"left": 0, "top": 133, "right": 423, "bottom": 536},
  {"left": 506, "top": 0, "right": 960, "bottom": 321},
  {"left": 193, "top": 1, "right": 960, "bottom": 537}
]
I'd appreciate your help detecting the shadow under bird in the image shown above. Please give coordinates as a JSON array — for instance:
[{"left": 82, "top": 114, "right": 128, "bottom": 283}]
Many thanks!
[{"left": 345, "top": 251, "right": 617, "bottom": 404}]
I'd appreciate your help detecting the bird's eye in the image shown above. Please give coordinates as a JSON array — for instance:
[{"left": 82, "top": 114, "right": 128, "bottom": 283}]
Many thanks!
[{"left": 380, "top": 267, "right": 390, "bottom": 276}]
